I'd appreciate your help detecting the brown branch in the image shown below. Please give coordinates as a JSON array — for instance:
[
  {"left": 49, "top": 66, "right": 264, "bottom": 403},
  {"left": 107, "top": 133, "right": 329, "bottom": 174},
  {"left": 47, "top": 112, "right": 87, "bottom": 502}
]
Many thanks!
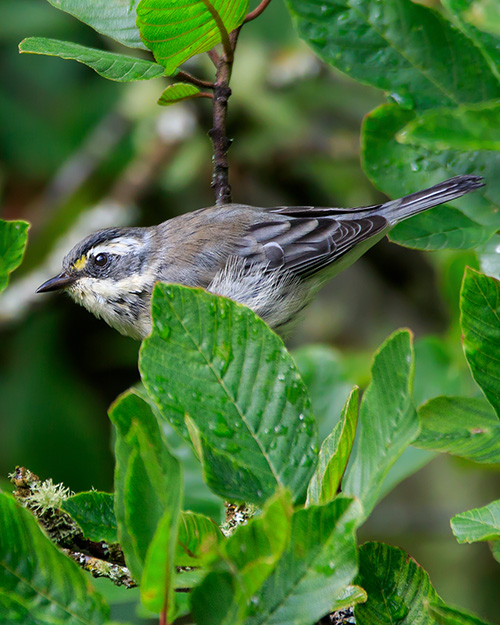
[
  {"left": 208, "top": 55, "right": 233, "bottom": 206},
  {"left": 244, "top": 0, "right": 273, "bottom": 23},
  {"left": 208, "top": 48, "right": 220, "bottom": 66},
  {"left": 176, "top": 70, "right": 215, "bottom": 90}
]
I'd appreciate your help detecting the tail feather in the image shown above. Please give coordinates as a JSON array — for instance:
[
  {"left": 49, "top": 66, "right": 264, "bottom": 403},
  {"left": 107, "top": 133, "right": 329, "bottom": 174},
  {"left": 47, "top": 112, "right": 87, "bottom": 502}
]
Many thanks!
[{"left": 382, "top": 175, "right": 484, "bottom": 225}]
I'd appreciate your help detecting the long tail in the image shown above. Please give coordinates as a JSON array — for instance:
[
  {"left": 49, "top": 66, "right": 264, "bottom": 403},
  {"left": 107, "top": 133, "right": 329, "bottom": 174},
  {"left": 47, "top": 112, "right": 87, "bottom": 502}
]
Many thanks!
[{"left": 382, "top": 175, "right": 484, "bottom": 225}]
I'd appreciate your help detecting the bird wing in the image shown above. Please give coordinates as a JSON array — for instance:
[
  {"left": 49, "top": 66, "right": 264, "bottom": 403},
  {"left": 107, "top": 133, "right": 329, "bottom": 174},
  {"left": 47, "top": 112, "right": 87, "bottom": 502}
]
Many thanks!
[{"left": 236, "top": 209, "right": 389, "bottom": 279}]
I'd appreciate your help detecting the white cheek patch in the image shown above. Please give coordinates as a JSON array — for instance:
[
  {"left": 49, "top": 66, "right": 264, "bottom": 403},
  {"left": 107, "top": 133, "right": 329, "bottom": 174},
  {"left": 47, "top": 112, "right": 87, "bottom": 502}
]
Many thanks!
[
  {"left": 70, "top": 274, "right": 155, "bottom": 302},
  {"left": 89, "top": 238, "right": 143, "bottom": 257}
]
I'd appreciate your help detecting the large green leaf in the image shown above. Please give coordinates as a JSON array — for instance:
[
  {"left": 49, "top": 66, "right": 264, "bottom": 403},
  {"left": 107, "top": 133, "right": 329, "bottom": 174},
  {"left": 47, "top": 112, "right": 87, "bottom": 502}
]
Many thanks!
[
  {"left": 414, "top": 396, "right": 500, "bottom": 463},
  {"left": 0, "top": 492, "right": 109, "bottom": 624},
  {"left": 240, "top": 497, "right": 361, "bottom": 625},
  {"left": 62, "top": 491, "right": 117, "bottom": 543},
  {"left": 19, "top": 38, "right": 165, "bottom": 82},
  {"left": 306, "top": 386, "right": 358, "bottom": 505},
  {"left": 451, "top": 499, "right": 500, "bottom": 544},
  {"left": 137, "top": 0, "right": 249, "bottom": 75},
  {"left": 140, "top": 284, "right": 318, "bottom": 504},
  {"left": 398, "top": 101, "right": 500, "bottom": 152},
  {"left": 0, "top": 220, "right": 28, "bottom": 294},
  {"left": 343, "top": 330, "right": 419, "bottom": 517},
  {"left": 361, "top": 104, "right": 500, "bottom": 249},
  {"left": 461, "top": 268, "right": 500, "bottom": 418},
  {"left": 285, "top": 0, "right": 500, "bottom": 111},
  {"left": 44, "top": 0, "right": 146, "bottom": 49},
  {"left": 354, "top": 542, "right": 437, "bottom": 625},
  {"left": 109, "top": 388, "right": 182, "bottom": 615},
  {"left": 191, "top": 491, "right": 294, "bottom": 625}
]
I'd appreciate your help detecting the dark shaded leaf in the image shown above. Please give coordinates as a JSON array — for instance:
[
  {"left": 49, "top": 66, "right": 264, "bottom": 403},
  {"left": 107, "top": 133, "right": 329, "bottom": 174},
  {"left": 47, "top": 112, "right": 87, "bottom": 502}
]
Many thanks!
[
  {"left": 0, "top": 220, "right": 28, "bottom": 294},
  {"left": 461, "top": 268, "right": 500, "bottom": 418},
  {"left": 415, "top": 396, "right": 500, "bottom": 462},
  {"left": 398, "top": 101, "right": 500, "bottom": 152},
  {"left": 62, "top": 491, "right": 117, "bottom": 543},
  {"left": 362, "top": 104, "right": 499, "bottom": 250},
  {"left": 355, "top": 542, "right": 436, "bottom": 625},
  {"left": 0, "top": 492, "right": 109, "bottom": 624},
  {"left": 285, "top": 0, "right": 500, "bottom": 110}
]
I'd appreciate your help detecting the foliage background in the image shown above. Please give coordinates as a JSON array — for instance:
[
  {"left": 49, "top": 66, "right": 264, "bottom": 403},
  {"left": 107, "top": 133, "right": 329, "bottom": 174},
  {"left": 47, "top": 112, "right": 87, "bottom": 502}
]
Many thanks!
[{"left": 1, "top": 0, "right": 500, "bottom": 622}]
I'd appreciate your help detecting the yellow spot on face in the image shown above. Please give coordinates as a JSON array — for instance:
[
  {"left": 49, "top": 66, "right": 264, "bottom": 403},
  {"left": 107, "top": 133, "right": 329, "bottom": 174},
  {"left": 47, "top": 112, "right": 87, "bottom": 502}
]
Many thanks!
[{"left": 73, "top": 255, "right": 87, "bottom": 271}]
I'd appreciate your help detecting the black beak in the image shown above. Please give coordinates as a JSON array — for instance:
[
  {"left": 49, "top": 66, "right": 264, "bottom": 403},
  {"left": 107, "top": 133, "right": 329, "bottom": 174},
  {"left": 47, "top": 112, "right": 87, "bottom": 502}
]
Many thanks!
[{"left": 36, "top": 272, "right": 76, "bottom": 293}]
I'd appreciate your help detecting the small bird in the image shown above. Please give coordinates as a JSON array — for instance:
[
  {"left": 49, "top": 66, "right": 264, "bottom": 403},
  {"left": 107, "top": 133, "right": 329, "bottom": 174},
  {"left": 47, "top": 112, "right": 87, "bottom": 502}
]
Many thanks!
[{"left": 37, "top": 175, "right": 484, "bottom": 340}]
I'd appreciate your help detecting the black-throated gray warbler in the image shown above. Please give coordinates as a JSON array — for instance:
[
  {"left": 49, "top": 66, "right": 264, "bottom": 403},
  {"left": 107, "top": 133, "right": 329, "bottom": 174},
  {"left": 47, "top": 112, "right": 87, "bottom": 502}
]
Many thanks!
[{"left": 37, "top": 175, "right": 483, "bottom": 340}]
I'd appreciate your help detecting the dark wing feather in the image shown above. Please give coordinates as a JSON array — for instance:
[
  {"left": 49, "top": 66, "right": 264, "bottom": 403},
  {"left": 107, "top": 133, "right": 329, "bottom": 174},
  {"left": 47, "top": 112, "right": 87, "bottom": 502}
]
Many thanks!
[{"left": 237, "top": 211, "right": 389, "bottom": 279}]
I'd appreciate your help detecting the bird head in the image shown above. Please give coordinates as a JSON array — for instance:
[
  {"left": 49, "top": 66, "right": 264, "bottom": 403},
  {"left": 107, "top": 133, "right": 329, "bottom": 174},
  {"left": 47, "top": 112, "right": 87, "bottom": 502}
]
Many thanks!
[{"left": 37, "top": 227, "right": 156, "bottom": 339}]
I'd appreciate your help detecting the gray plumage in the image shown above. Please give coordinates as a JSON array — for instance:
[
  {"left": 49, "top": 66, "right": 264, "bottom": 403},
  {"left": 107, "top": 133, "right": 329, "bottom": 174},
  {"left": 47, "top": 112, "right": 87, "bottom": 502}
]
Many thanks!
[{"left": 37, "top": 175, "right": 484, "bottom": 339}]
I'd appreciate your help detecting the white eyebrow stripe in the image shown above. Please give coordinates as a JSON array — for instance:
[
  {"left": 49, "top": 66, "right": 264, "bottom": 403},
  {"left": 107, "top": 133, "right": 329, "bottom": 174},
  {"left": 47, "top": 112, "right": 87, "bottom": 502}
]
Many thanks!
[{"left": 89, "top": 238, "right": 141, "bottom": 256}]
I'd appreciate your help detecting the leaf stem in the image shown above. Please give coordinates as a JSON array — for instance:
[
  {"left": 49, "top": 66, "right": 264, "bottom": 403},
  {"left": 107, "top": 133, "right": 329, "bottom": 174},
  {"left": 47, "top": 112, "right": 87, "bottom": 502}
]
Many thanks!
[
  {"left": 176, "top": 70, "right": 215, "bottom": 90},
  {"left": 244, "top": 0, "right": 273, "bottom": 23},
  {"left": 199, "top": 0, "right": 233, "bottom": 62}
]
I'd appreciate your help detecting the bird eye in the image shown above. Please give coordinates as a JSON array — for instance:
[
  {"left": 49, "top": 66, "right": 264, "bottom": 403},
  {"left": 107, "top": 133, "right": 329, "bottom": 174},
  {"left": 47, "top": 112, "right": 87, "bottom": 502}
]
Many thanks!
[{"left": 94, "top": 253, "right": 109, "bottom": 267}]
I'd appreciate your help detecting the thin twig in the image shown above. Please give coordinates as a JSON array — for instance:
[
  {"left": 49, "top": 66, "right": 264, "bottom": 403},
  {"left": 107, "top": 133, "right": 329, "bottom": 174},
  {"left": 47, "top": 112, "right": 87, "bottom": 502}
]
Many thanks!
[
  {"left": 176, "top": 70, "right": 216, "bottom": 89},
  {"left": 208, "top": 48, "right": 220, "bottom": 66},
  {"left": 244, "top": 0, "right": 273, "bottom": 23}
]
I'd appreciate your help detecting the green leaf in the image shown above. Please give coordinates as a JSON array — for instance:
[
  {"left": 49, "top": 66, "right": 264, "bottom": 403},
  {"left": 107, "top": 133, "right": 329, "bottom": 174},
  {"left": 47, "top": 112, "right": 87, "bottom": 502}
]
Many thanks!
[
  {"left": 461, "top": 268, "right": 500, "bottom": 418},
  {"left": 427, "top": 602, "right": 495, "bottom": 625},
  {"left": 176, "top": 511, "right": 224, "bottom": 567},
  {"left": 158, "top": 83, "right": 205, "bottom": 105},
  {"left": 19, "top": 38, "right": 165, "bottom": 82},
  {"left": 193, "top": 497, "right": 361, "bottom": 625},
  {"left": 0, "top": 492, "right": 109, "bottom": 624},
  {"left": 0, "top": 220, "right": 28, "bottom": 294},
  {"left": 362, "top": 104, "right": 499, "bottom": 249},
  {"left": 477, "top": 234, "right": 500, "bottom": 281},
  {"left": 306, "top": 386, "right": 358, "bottom": 505},
  {"left": 292, "top": 344, "right": 354, "bottom": 441},
  {"left": 139, "top": 284, "right": 318, "bottom": 505},
  {"left": 343, "top": 330, "right": 419, "bottom": 517},
  {"left": 137, "top": 0, "right": 249, "bottom": 75},
  {"left": 109, "top": 388, "right": 182, "bottom": 611},
  {"left": 62, "top": 491, "right": 117, "bottom": 543},
  {"left": 414, "top": 396, "right": 500, "bottom": 463},
  {"left": 284, "top": 0, "right": 500, "bottom": 111},
  {"left": 44, "top": 0, "right": 146, "bottom": 49},
  {"left": 354, "top": 542, "right": 437, "bottom": 625},
  {"left": 191, "top": 491, "right": 294, "bottom": 625},
  {"left": 398, "top": 101, "right": 500, "bottom": 152},
  {"left": 451, "top": 499, "right": 500, "bottom": 543},
  {"left": 243, "top": 497, "right": 362, "bottom": 625}
]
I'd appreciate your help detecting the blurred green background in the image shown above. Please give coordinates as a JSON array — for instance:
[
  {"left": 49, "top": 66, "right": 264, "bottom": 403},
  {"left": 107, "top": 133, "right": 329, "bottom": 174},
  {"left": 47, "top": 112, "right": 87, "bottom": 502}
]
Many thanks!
[{"left": 1, "top": 0, "right": 499, "bottom": 622}]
